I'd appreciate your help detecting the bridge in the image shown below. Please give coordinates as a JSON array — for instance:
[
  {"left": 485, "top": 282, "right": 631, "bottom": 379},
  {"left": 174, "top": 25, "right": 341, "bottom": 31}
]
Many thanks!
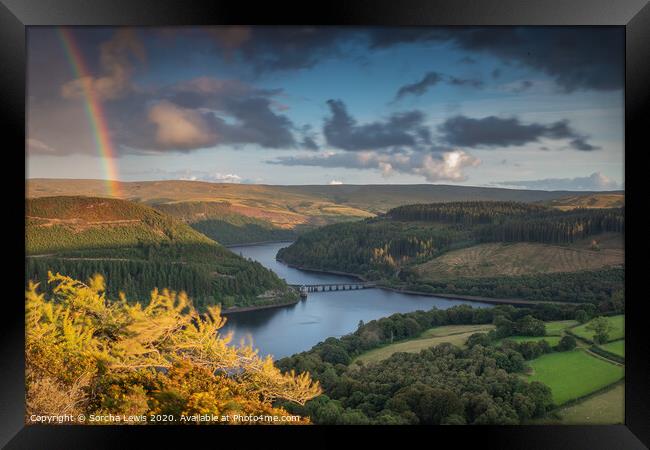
[{"left": 290, "top": 282, "right": 376, "bottom": 294}]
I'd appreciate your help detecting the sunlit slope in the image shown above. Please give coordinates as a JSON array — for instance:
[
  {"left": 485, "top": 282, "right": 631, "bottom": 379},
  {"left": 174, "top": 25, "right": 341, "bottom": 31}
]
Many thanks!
[
  {"left": 26, "top": 196, "right": 214, "bottom": 254},
  {"left": 27, "top": 178, "right": 614, "bottom": 217},
  {"left": 280, "top": 184, "right": 619, "bottom": 214},
  {"left": 541, "top": 193, "right": 624, "bottom": 211},
  {"left": 27, "top": 180, "right": 622, "bottom": 246},
  {"left": 27, "top": 179, "right": 373, "bottom": 225},
  {"left": 152, "top": 201, "right": 299, "bottom": 245},
  {"left": 414, "top": 234, "right": 623, "bottom": 281}
]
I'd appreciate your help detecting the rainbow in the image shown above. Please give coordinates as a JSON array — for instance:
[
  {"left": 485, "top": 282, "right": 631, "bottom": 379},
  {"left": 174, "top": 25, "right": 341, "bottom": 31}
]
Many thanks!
[{"left": 57, "top": 28, "right": 122, "bottom": 198}]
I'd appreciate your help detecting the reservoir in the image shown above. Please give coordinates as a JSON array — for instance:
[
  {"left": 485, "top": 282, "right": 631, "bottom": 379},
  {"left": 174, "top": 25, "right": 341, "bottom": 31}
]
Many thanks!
[{"left": 222, "top": 242, "right": 491, "bottom": 359}]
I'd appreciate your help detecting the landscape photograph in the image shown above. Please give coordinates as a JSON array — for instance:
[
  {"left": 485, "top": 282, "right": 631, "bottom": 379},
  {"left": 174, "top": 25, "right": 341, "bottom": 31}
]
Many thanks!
[{"left": 25, "top": 26, "right": 624, "bottom": 426}]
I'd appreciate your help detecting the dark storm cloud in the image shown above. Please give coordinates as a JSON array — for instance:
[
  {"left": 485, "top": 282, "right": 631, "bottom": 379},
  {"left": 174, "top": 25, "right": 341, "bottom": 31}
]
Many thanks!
[
  {"left": 448, "top": 76, "right": 483, "bottom": 88},
  {"left": 206, "top": 27, "right": 622, "bottom": 91},
  {"left": 438, "top": 115, "right": 599, "bottom": 151},
  {"left": 297, "top": 125, "right": 320, "bottom": 150},
  {"left": 458, "top": 56, "right": 477, "bottom": 64},
  {"left": 216, "top": 96, "right": 296, "bottom": 148},
  {"left": 301, "top": 136, "right": 319, "bottom": 150},
  {"left": 394, "top": 71, "right": 483, "bottom": 100},
  {"left": 105, "top": 77, "right": 298, "bottom": 152},
  {"left": 395, "top": 72, "right": 444, "bottom": 99},
  {"left": 215, "top": 27, "right": 360, "bottom": 74},
  {"left": 323, "top": 99, "right": 430, "bottom": 150},
  {"left": 161, "top": 28, "right": 623, "bottom": 91},
  {"left": 367, "top": 27, "right": 623, "bottom": 92}
]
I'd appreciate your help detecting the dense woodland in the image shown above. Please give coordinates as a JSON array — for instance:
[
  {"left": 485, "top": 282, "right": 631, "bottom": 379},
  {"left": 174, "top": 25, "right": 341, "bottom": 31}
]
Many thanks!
[
  {"left": 276, "top": 302, "right": 601, "bottom": 424},
  {"left": 397, "top": 268, "right": 624, "bottom": 307},
  {"left": 26, "top": 197, "right": 297, "bottom": 309},
  {"left": 277, "top": 220, "right": 471, "bottom": 278},
  {"left": 278, "top": 202, "right": 624, "bottom": 302},
  {"left": 26, "top": 249, "right": 293, "bottom": 309},
  {"left": 390, "top": 202, "right": 623, "bottom": 244}
]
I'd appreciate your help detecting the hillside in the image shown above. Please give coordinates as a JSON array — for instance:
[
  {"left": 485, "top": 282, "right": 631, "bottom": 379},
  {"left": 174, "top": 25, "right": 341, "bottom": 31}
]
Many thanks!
[
  {"left": 277, "top": 201, "right": 624, "bottom": 305},
  {"left": 26, "top": 196, "right": 214, "bottom": 254},
  {"left": 414, "top": 235, "right": 623, "bottom": 281},
  {"left": 25, "top": 196, "right": 297, "bottom": 309},
  {"left": 27, "top": 179, "right": 620, "bottom": 245},
  {"left": 279, "top": 184, "right": 620, "bottom": 214},
  {"left": 541, "top": 193, "right": 624, "bottom": 211},
  {"left": 152, "top": 201, "right": 299, "bottom": 246}
]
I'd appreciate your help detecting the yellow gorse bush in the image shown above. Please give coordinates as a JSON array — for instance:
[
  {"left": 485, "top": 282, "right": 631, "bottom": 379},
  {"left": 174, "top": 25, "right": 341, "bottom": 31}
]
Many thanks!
[{"left": 26, "top": 272, "right": 321, "bottom": 424}]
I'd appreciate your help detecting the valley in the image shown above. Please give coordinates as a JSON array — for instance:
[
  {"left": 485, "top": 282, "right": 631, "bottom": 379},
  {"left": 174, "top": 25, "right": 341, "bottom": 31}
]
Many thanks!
[{"left": 24, "top": 181, "right": 626, "bottom": 426}]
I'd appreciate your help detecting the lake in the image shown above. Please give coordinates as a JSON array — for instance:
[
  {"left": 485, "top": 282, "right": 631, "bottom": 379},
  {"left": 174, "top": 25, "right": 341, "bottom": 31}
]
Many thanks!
[{"left": 222, "top": 242, "right": 491, "bottom": 359}]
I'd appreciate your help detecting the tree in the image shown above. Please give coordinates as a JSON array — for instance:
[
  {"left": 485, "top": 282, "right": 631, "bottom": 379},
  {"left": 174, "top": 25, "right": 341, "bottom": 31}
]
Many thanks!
[
  {"left": 556, "top": 335, "right": 577, "bottom": 352},
  {"left": 466, "top": 332, "right": 491, "bottom": 348},
  {"left": 575, "top": 309, "right": 590, "bottom": 324},
  {"left": 26, "top": 272, "right": 321, "bottom": 424},
  {"left": 516, "top": 315, "right": 546, "bottom": 336},
  {"left": 494, "top": 315, "right": 515, "bottom": 338},
  {"left": 586, "top": 317, "right": 613, "bottom": 344},
  {"left": 610, "top": 290, "right": 625, "bottom": 313}
]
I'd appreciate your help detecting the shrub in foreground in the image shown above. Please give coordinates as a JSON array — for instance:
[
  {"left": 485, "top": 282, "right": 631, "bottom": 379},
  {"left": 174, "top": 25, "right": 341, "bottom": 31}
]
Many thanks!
[{"left": 26, "top": 273, "right": 321, "bottom": 424}]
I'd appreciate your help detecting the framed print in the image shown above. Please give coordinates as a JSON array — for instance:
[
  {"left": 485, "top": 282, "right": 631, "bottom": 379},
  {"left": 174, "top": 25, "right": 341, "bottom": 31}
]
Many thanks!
[{"left": 2, "top": 0, "right": 648, "bottom": 448}]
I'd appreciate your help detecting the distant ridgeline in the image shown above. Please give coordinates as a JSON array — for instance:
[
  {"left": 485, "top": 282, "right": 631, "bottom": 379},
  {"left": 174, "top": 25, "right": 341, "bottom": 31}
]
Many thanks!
[
  {"left": 277, "top": 201, "right": 624, "bottom": 305},
  {"left": 25, "top": 196, "right": 297, "bottom": 309},
  {"left": 153, "top": 201, "right": 298, "bottom": 246}
]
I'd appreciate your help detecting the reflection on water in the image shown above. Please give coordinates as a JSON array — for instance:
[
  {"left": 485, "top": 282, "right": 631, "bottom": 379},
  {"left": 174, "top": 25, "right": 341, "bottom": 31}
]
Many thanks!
[{"left": 223, "top": 242, "right": 490, "bottom": 359}]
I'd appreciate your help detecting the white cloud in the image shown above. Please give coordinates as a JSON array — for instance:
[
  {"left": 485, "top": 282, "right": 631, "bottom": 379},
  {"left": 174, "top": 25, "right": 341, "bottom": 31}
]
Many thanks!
[
  {"left": 27, "top": 138, "right": 57, "bottom": 154},
  {"left": 328, "top": 180, "right": 343, "bottom": 185},
  {"left": 148, "top": 101, "right": 218, "bottom": 149},
  {"left": 270, "top": 149, "right": 481, "bottom": 183},
  {"left": 209, "top": 173, "right": 243, "bottom": 183},
  {"left": 500, "top": 172, "right": 622, "bottom": 191}
]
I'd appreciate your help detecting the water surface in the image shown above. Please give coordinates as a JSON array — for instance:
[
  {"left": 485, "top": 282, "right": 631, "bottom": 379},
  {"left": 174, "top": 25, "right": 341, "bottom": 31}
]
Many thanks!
[{"left": 223, "top": 242, "right": 490, "bottom": 359}]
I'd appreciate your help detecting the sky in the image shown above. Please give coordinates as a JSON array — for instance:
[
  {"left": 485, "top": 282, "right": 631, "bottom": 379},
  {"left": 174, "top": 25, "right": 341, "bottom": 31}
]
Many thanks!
[{"left": 26, "top": 26, "right": 624, "bottom": 191}]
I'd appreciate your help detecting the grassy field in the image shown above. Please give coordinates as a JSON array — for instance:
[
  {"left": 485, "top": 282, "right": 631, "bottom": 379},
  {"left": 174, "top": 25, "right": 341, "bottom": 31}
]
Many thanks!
[
  {"left": 495, "top": 335, "right": 562, "bottom": 346},
  {"left": 545, "top": 320, "right": 579, "bottom": 336},
  {"left": 598, "top": 340, "right": 625, "bottom": 358},
  {"left": 532, "top": 383, "right": 624, "bottom": 425},
  {"left": 414, "top": 239, "right": 623, "bottom": 281},
  {"left": 353, "top": 324, "right": 495, "bottom": 365},
  {"left": 526, "top": 349, "right": 624, "bottom": 405},
  {"left": 571, "top": 315, "right": 624, "bottom": 342}
]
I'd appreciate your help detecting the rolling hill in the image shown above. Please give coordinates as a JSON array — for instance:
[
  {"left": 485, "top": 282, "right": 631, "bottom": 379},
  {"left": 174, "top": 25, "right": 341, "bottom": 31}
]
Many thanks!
[
  {"left": 27, "top": 179, "right": 622, "bottom": 245},
  {"left": 25, "top": 196, "right": 297, "bottom": 309},
  {"left": 541, "top": 193, "right": 624, "bottom": 211},
  {"left": 26, "top": 196, "right": 214, "bottom": 254},
  {"left": 414, "top": 234, "right": 623, "bottom": 281},
  {"left": 277, "top": 201, "right": 624, "bottom": 304}
]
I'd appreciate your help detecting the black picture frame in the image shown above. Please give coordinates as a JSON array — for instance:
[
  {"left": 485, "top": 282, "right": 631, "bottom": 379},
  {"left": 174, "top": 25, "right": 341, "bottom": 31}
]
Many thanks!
[{"left": 2, "top": 0, "right": 648, "bottom": 447}]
